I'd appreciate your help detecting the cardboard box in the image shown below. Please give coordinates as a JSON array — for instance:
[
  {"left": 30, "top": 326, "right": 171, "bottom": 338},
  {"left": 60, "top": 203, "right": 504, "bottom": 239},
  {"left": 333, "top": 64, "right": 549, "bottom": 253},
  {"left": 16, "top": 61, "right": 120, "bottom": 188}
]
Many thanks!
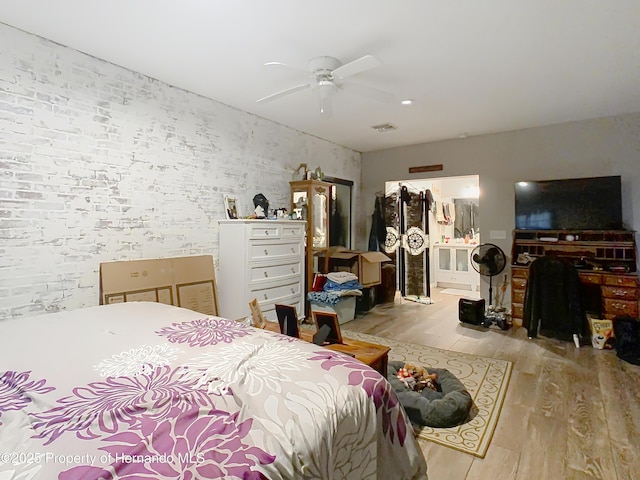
[
  {"left": 323, "top": 248, "right": 392, "bottom": 287},
  {"left": 100, "top": 255, "right": 218, "bottom": 316}
]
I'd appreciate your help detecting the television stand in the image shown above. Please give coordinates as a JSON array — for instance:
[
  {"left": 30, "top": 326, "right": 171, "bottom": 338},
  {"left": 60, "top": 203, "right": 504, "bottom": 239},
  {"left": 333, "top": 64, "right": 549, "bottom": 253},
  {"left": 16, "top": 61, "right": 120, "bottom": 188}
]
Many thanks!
[{"left": 510, "top": 229, "right": 639, "bottom": 325}]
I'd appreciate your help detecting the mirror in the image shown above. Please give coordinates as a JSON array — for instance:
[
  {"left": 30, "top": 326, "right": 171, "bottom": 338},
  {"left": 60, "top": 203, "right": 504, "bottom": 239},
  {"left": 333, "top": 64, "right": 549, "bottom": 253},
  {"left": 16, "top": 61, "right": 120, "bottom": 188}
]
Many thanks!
[
  {"left": 324, "top": 176, "right": 353, "bottom": 249},
  {"left": 293, "top": 191, "right": 308, "bottom": 220},
  {"left": 312, "top": 191, "right": 328, "bottom": 248},
  {"left": 453, "top": 198, "right": 479, "bottom": 239}
]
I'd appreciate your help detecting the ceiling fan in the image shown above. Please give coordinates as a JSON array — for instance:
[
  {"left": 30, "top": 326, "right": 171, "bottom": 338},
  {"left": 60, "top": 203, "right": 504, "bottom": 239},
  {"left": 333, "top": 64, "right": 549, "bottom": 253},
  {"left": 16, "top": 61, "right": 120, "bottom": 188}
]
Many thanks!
[{"left": 256, "top": 54, "right": 394, "bottom": 116}]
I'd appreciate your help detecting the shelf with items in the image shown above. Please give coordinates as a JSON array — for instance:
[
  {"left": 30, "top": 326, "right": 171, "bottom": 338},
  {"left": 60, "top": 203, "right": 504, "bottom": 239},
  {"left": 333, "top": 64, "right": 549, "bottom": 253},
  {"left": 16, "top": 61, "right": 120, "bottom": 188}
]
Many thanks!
[{"left": 512, "top": 229, "right": 637, "bottom": 274}]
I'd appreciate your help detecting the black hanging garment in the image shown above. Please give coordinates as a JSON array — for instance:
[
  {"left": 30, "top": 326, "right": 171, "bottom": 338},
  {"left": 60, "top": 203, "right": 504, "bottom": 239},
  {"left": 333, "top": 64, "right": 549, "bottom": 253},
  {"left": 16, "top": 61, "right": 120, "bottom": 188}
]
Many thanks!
[
  {"left": 368, "top": 195, "right": 387, "bottom": 252},
  {"left": 382, "top": 185, "right": 431, "bottom": 298},
  {"left": 523, "top": 256, "right": 587, "bottom": 341}
]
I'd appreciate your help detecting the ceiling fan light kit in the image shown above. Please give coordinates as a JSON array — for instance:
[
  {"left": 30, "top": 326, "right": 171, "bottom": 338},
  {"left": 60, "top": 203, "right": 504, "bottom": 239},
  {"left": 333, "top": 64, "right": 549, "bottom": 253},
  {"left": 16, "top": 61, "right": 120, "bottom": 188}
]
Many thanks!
[{"left": 256, "top": 54, "right": 394, "bottom": 116}]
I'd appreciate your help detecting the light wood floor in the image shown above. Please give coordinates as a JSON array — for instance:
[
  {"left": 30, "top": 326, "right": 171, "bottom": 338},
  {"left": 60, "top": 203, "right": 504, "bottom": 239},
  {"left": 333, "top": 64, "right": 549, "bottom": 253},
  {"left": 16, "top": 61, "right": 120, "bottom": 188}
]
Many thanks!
[{"left": 346, "top": 287, "right": 640, "bottom": 480}]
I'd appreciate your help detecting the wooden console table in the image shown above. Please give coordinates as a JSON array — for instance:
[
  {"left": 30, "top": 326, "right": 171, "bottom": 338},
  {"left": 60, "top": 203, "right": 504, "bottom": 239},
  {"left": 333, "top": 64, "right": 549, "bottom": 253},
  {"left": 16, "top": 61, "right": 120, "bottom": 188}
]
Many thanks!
[
  {"left": 263, "top": 321, "right": 390, "bottom": 377},
  {"left": 511, "top": 229, "right": 639, "bottom": 325}
]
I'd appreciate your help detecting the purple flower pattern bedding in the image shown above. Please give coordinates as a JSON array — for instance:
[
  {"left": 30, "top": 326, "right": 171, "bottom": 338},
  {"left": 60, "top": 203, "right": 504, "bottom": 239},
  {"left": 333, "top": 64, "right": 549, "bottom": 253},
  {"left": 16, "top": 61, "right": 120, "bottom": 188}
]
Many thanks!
[{"left": 0, "top": 302, "right": 427, "bottom": 479}]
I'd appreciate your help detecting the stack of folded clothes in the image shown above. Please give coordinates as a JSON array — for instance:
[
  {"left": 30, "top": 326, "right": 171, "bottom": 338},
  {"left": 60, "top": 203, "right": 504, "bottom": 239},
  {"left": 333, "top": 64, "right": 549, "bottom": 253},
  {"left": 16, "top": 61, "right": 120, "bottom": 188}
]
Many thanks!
[{"left": 307, "top": 272, "right": 363, "bottom": 306}]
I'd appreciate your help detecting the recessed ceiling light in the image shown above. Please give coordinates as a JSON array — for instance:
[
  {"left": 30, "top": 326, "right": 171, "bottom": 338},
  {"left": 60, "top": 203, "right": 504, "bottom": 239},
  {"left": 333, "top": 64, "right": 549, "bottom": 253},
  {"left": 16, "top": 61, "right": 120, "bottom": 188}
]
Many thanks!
[{"left": 401, "top": 99, "right": 414, "bottom": 105}]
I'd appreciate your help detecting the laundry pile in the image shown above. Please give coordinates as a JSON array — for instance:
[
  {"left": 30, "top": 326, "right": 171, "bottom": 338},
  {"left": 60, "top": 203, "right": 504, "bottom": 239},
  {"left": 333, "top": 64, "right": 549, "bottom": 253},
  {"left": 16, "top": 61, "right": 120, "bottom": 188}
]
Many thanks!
[{"left": 307, "top": 272, "right": 363, "bottom": 307}]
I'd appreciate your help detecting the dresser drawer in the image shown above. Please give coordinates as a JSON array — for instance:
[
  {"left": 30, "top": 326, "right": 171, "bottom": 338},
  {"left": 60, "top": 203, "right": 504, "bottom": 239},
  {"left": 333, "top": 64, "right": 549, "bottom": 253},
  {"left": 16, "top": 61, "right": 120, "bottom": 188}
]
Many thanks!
[
  {"left": 579, "top": 273, "right": 603, "bottom": 285},
  {"left": 249, "top": 241, "right": 302, "bottom": 261},
  {"left": 280, "top": 223, "right": 305, "bottom": 238},
  {"left": 250, "top": 261, "right": 301, "bottom": 284},
  {"left": 249, "top": 224, "right": 281, "bottom": 239},
  {"left": 603, "top": 275, "right": 639, "bottom": 288},
  {"left": 512, "top": 277, "right": 527, "bottom": 289},
  {"left": 251, "top": 280, "right": 302, "bottom": 304},
  {"left": 512, "top": 289, "right": 525, "bottom": 304},
  {"left": 603, "top": 297, "right": 639, "bottom": 317},
  {"left": 602, "top": 285, "right": 639, "bottom": 300},
  {"left": 511, "top": 303, "right": 524, "bottom": 325},
  {"left": 511, "top": 267, "right": 528, "bottom": 279}
]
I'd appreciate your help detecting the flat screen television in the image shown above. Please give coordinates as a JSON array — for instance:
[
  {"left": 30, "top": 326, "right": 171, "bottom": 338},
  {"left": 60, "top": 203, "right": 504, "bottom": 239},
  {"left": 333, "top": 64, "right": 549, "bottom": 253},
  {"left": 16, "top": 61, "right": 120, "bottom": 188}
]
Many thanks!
[{"left": 514, "top": 175, "right": 622, "bottom": 230}]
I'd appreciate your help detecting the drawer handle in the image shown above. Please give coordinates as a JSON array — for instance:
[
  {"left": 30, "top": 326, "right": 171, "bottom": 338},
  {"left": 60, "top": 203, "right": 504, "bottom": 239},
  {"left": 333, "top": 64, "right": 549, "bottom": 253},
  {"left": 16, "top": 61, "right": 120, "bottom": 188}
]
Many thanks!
[
  {"left": 264, "top": 249, "right": 268, "bottom": 256},
  {"left": 263, "top": 271, "right": 268, "bottom": 278},
  {"left": 263, "top": 294, "right": 268, "bottom": 300},
  {"left": 265, "top": 230, "right": 270, "bottom": 236},
  {"left": 291, "top": 267, "right": 295, "bottom": 273},
  {"left": 291, "top": 287, "right": 295, "bottom": 294},
  {"left": 291, "top": 247, "right": 295, "bottom": 253},
  {"left": 611, "top": 289, "right": 630, "bottom": 297}
]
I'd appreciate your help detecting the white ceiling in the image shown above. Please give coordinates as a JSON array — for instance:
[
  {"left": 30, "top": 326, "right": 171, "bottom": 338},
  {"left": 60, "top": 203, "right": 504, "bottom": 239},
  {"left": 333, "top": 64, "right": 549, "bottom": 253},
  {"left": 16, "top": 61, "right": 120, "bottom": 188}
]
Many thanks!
[{"left": 2, "top": 1, "right": 640, "bottom": 153}]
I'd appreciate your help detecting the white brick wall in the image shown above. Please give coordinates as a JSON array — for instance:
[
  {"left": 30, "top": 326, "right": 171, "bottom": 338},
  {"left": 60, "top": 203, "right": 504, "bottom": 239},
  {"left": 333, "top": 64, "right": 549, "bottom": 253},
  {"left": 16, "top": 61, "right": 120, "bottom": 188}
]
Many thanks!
[{"left": 0, "top": 25, "right": 361, "bottom": 319}]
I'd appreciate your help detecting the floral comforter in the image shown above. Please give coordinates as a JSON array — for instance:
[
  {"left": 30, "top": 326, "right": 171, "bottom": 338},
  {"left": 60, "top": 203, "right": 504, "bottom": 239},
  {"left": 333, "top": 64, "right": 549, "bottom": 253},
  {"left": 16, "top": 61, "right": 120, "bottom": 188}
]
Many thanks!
[{"left": 0, "top": 302, "right": 427, "bottom": 479}]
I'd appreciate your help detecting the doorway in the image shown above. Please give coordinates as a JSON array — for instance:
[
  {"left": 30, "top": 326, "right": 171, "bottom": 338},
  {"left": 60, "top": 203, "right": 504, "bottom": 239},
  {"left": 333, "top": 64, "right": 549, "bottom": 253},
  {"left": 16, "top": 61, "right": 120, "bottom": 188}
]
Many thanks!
[{"left": 383, "top": 175, "right": 480, "bottom": 300}]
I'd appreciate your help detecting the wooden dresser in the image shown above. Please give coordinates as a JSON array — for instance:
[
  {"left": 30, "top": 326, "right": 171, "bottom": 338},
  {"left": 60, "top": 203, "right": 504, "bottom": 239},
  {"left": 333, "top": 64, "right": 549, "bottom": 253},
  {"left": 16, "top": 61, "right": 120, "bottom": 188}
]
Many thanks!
[
  {"left": 511, "top": 229, "right": 639, "bottom": 325},
  {"left": 218, "top": 220, "right": 306, "bottom": 322}
]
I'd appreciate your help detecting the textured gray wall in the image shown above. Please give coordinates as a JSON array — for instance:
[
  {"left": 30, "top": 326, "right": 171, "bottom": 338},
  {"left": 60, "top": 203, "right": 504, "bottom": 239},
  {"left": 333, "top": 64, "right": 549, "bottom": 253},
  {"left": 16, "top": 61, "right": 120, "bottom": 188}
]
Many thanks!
[
  {"left": 361, "top": 114, "right": 640, "bottom": 300},
  {"left": 0, "top": 25, "right": 361, "bottom": 319}
]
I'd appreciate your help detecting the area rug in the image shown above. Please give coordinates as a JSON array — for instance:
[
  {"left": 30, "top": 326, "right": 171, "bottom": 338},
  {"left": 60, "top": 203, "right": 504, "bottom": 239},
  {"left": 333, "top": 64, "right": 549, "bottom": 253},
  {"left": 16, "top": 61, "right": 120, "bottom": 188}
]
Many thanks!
[
  {"left": 441, "top": 288, "right": 481, "bottom": 299},
  {"left": 342, "top": 330, "right": 512, "bottom": 458}
]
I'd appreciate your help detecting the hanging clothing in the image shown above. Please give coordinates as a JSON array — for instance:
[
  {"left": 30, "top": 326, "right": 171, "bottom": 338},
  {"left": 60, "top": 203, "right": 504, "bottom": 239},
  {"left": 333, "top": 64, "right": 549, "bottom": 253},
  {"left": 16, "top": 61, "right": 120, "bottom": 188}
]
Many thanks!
[
  {"left": 368, "top": 195, "right": 387, "bottom": 252},
  {"left": 436, "top": 201, "right": 446, "bottom": 224},
  {"left": 425, "top": 189, "right": 435, "bottom": 213},
  {"left": 523, "top": 256, "right": 587, "bottom": 341},
  {"left": 383, "top": 185, "right": 431, "bottom": 298}
]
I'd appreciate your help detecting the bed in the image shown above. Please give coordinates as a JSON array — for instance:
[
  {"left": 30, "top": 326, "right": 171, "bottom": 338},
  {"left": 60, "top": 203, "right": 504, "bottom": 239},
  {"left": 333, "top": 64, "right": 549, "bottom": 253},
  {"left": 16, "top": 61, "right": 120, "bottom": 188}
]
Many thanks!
[{"left": 0, "top": 302, "right": 427, "bottom": 479}]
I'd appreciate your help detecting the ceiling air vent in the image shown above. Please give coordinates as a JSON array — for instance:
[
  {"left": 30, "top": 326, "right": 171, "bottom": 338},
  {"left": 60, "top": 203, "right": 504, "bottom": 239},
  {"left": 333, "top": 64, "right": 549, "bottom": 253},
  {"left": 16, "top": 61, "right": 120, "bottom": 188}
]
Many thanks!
[{"left": 371, "top": 123, "right": 397, "bottom": 133}]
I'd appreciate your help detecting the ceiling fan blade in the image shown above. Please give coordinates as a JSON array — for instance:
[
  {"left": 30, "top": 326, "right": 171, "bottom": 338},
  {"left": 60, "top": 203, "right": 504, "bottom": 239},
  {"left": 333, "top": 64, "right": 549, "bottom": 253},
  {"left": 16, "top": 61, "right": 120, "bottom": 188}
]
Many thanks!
[
  {"left": 256, "top": 83, "right": 311, "bottom": 103},
  {"left": 264, "top": 61, "right": 309, "bottom": 76},
  {"left": 332, "top": 54, "right": 381, "bottom": 79},
  {"left": 340, "top": 82, "right": 396, "bottom": 103}
]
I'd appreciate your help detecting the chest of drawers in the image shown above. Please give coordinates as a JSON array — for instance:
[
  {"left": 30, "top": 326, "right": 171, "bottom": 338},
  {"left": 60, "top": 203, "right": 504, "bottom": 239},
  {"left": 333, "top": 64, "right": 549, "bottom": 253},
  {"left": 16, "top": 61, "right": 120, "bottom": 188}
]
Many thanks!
[
  {"left": 218, "top": 220, "right": 306, "bottom": 321},
  {"left": 511, "top": 266, "right": 639, "bottom": 325},
  {"left": 510, "top": 229, "right": 639, "bottom": 326}
]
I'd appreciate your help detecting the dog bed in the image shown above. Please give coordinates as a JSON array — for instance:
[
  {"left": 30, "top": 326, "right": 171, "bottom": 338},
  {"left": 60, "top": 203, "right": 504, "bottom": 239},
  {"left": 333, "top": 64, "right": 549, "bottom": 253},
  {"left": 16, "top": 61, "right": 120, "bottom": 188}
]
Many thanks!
[{"left": 388, "top": 360, "right": 473, "bottom": 428}]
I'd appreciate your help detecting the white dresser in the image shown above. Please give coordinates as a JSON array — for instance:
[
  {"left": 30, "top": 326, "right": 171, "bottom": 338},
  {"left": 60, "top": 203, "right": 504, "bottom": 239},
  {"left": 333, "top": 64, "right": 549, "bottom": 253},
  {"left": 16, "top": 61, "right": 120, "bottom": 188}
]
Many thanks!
[{"left": 218, "top": 219, "right": 306, "bottom": 322}]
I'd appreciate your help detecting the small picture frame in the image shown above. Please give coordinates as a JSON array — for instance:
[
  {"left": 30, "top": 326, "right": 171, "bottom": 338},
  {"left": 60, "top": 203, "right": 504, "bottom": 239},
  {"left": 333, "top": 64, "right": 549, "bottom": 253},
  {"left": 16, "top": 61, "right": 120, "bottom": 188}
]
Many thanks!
[
  {"left": 275, "top": 304, "right": 300, "bottom": 338},
  {"left": 248, "top": 298, "right": 266, "bottom": 329},
  {"left": 312, "top": 311, "right": 342, "bottom": 344},
  {"left": 224, "top": 195, "right": 238, "bottom": 219}
]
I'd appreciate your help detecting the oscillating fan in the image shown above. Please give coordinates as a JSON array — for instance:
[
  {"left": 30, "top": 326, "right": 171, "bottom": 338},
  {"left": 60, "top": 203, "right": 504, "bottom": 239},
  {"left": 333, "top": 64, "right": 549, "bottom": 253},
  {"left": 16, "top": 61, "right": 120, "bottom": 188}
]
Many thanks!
[{"left": 470, "top": 243, "right": 507, "bottom": 305}]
